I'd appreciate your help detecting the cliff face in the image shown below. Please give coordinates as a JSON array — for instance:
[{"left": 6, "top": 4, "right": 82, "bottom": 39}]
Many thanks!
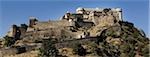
[{"left": 0, "top": 8, "right": 149, "bottom": 57}]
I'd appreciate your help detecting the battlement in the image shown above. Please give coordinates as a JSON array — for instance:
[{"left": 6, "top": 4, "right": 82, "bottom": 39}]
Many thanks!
[
  {"left": 76, "top": 7, "right": 122, "bottom": 21},
  {"left": 76, "top": 7, "right": 122, "bottom": 12}
]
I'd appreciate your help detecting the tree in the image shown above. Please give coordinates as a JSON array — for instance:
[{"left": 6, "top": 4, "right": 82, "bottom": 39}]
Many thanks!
[
  {"left": 39, "top": 38, "right": 58, "bottom": 57},
  {"left": 3, "top": 36, "right": 15, "bottom": 47},
  {"left": 74, "top": 44, "right": 87, "bottom": 56}
]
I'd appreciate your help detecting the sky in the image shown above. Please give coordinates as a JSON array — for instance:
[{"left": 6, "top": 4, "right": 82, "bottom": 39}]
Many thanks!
[{"left": 0, "top": 0, "right": 149, "bottom": 38}]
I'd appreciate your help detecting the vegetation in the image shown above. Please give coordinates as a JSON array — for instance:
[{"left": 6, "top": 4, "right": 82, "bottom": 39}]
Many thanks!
[
  {"left": 73, "top": 44, "right": 87, "bottom": 56},
  {"left": 39, "top": 38, "right": 58, "bottom": 57},
  {"left": 94, "top": 24, "right": 149, "bottom": 57},
  {"left": 3, "top": 36, "right": 15, "bottom": 47}
]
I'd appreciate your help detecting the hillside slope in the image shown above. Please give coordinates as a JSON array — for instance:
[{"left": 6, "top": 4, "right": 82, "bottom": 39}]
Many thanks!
[{"left": 0, "top": 8, "right": 149, "bottom": 57}]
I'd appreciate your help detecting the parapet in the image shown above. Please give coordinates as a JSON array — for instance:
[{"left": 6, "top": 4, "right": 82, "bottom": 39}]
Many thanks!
[
  {"left": 76, "top": 7, "right": 122, "bottom": 13},
  {"left": 76, "top": 7, "right": 122, "bottom": 21}
]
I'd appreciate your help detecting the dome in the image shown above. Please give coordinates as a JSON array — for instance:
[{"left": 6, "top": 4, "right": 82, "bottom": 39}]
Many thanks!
[
  {"left": 66, "top": 11, "right": 70, "bottom": 13},
  {"left": 76, "top": 7, "right": 84, "bottom": 11},
  {"left": 115, "top": 8, "right": 122, "bottom": 11},
  {"left": 29, "top": 16, "right": 37, "bottom": 19}
]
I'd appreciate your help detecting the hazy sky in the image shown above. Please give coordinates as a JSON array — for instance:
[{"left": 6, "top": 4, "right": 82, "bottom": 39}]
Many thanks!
[{"left": 0, "top": 0, "right": 149, "bottom": 38}]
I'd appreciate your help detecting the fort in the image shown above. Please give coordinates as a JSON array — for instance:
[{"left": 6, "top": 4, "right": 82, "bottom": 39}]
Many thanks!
[
  {"left": 6, "top": 7, "right": 123, "bottom": 39},
  {"left": 0, "top": 7, "right": 148, "bottom": 57}
]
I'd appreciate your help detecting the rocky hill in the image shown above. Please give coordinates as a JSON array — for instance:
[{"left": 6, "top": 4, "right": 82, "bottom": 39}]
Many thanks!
[{"left": 0, "top": 7, "right": 149, "bottom": 57}]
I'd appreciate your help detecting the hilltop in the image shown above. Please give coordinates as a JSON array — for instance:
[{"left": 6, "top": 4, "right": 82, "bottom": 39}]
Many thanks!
[{"left": 0, "top": 7, "right": 149, "bottom": 57}]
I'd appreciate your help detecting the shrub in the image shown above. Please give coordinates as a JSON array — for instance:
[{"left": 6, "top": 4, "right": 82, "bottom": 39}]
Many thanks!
[
  {"left": 39, "top": 38, "right": 58, "bottom": 57},
  {"left": 73, "top": 44, "right": 87, "bottom": 56},
  {"left": 4, "top": 36, "right": 15, "bottom": 47}
]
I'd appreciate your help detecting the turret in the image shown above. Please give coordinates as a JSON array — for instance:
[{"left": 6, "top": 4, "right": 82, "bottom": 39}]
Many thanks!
[
  {"left": 64, "top": 11, "right": 71, "bottom": 20},
  {"left": 12, "top": 24, "right": 18, "bottom": 37},
  {"left": 29, "top": 17, "right": 38, "bottom": 28},
  {"left": 111, "top": 8, "right": 122, "bottom": 21},
  {"left": 76, "top": 7, "right": 85, "bottom": 14},
  {"left": 20, "top": 24, "right": 28, "bottom": 35}
]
